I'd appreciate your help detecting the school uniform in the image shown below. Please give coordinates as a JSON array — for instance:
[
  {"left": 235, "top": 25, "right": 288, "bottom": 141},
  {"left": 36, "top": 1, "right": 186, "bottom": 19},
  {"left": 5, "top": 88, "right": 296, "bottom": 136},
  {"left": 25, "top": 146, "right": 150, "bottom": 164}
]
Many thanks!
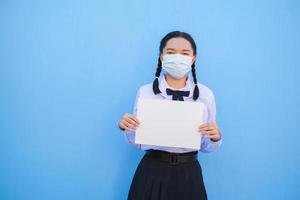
[{"left": 122, "top": 72, "right": 222, "bottom": 200}]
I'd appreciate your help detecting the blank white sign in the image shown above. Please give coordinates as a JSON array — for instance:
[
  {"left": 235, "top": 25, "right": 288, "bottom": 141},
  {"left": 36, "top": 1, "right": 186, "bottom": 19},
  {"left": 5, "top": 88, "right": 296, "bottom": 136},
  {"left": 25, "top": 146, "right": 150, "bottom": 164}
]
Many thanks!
[{"left": 135, "top": 98, "right": 204, "bottom": 150}]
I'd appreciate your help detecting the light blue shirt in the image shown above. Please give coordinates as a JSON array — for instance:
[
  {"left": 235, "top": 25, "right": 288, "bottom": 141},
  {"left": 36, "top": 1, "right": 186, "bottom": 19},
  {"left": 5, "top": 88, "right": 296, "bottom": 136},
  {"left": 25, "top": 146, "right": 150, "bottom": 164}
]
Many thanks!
[{"left": 122, "top": 72, "right": 222, "bottom": 153}]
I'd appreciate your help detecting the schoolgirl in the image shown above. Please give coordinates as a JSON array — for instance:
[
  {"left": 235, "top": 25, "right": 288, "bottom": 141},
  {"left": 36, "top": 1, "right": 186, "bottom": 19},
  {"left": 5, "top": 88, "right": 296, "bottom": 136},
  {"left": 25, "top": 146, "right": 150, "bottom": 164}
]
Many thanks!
[{"left": 119, "top": 31, "right": 222, "bottom": 200}]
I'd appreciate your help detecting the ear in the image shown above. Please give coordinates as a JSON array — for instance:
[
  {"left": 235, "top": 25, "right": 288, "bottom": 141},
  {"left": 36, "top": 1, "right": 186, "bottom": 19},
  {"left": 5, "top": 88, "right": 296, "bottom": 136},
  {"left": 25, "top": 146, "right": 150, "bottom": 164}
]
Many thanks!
[
  {"left": 160, "top": 54, "right": 163, "bottom": 63},
  {"left": 192, "top": 56, "right": 196, "bottom": 64}
]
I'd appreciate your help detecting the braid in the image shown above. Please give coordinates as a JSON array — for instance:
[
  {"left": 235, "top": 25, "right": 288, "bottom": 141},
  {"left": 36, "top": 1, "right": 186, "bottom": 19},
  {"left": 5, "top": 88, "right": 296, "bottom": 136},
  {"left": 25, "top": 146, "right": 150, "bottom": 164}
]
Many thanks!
[
  {"left": 191, "top": 63, "right": 199, "bottom": 100},
  {"left": 152, "top": 57, "right": 162, "bottom": 94}
]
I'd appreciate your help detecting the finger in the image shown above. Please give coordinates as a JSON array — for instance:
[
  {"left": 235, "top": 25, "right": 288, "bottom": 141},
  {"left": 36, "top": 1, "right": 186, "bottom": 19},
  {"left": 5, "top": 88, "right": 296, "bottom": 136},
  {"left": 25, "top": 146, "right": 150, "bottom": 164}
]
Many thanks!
[
  {"left": 207, "top": 134, "right": 221, "bottom": 141},
  {"left": 122, "top": 121, "right": 136, "bottom": 130},
  {"left": 119, "top": 121, "right": 128, "bottom": 130},
  {"left": 199, "top": 126, "right": 209, "bottom": 131},
  {"left": 119, "top": 122, "right": 126, "bottom": 130},
  {"left": 124, "top": 117, "right": 139, "bottom": 127},
  {"left": 202, "top": 132, "right": 216, "bottom": 139},
  {"left": 199, "top": 128, "right": 217, "bottom": 135},
  {"left": 199, "top": 122, "right": 217, "bottom": 129},
  {"left": 199, "top": 124, "right": 217, "bottom": 131},
  {"left": 127, "top": 115, "right": 140, "bottom": 125},
  {"left": 124, "top": 113, "right": 140, "bottom": 125},
  {"left": 123, "top": 117, "right": 137, "bottom": 126},
  {"left": 199, "top": 123, "right": 209, "bottom": 129},
  {"left": 198, "top": 129, "right": 209, "bottom": 135},
  {"left": 206, "top": 130, "right": 218, "bottom": 135},
  {"left": 198, "top": 127, "right": 213, "bottom": 132},
  {"left": 199, "top": 125, "right": 213, "bottom": 131}
]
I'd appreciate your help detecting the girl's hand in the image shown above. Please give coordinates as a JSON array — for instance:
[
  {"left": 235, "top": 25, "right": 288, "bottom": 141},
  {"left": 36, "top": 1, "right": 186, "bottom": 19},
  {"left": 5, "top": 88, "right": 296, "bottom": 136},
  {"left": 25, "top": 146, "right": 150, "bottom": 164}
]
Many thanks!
[
  {"left": 198, "top": 123, "right": 221, "bottom": 142},
  {"left": 119, "top": 113, "right": 140, "bottom": 132}
]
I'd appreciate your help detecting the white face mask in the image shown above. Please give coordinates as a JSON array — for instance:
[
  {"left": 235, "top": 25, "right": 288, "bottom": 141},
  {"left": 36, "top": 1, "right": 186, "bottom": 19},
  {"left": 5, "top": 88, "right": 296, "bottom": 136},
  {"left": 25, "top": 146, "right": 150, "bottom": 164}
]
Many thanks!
[{"left": 162, "top": 54, "right": 193, "bottom": 79}]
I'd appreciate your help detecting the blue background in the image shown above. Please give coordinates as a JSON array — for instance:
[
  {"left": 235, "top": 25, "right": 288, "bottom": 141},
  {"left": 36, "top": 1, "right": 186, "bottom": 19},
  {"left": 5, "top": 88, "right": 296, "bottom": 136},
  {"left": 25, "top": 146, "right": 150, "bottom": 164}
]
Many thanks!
[{"left": 1, "top": 0, "right": 299, "bottom": 199}]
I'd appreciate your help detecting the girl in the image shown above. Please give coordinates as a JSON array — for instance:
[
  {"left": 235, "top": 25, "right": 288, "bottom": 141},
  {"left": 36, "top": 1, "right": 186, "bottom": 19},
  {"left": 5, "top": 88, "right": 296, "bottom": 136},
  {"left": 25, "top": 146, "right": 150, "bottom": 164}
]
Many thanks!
[{"left": 119, "top": 31, "right": 222, "bottom": 200}]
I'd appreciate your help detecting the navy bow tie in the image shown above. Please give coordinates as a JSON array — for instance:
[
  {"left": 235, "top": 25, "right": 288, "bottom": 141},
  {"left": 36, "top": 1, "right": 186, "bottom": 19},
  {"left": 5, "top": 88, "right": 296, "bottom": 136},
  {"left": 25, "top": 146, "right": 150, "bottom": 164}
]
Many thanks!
[{"left": 166, "top": 88, "right": 190, "bottom": 101}]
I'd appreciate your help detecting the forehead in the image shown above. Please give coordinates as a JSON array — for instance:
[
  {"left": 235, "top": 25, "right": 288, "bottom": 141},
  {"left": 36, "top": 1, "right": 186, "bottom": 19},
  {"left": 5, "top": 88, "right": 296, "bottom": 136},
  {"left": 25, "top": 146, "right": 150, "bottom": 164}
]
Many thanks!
[{"left": 164, "top": 37, "right": 193, "bottom": 50}]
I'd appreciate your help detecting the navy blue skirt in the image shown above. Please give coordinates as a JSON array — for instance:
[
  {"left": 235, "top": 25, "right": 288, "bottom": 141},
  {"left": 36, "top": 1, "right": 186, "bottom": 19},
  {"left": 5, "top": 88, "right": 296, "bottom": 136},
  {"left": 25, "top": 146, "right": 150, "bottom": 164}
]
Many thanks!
[{"left": 128, "top": 151, "right": 207, "bottom": 200}]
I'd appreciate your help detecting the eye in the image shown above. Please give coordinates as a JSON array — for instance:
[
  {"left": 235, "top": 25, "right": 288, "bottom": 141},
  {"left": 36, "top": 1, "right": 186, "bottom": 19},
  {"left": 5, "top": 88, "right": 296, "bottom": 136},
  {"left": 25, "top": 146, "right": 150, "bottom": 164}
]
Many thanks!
[
  {"left": 182, "top": 53, "right": 190, "bottom": 56},
  {"left": 166, "top": 51, "right": 174, "bottom": 54}
]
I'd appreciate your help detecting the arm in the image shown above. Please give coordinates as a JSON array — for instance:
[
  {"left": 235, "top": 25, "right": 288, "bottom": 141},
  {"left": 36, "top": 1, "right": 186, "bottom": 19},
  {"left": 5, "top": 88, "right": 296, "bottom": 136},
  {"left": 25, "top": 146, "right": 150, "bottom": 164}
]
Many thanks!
[
  {"left": 118, "top": 89, "right": 141, "bottom": 149},
  {"left": 199, "top": 92, "right": 223, "bottom": 153}
]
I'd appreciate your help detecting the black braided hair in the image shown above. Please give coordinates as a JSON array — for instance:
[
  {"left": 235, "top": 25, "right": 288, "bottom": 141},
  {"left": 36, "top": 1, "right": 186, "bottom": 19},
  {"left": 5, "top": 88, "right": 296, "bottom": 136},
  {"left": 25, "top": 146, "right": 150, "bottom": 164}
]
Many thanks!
[
  {"left": 153, "top": 57, "right": 162, "bottom": 94},
  {"left": 152, "top": 31, "right": 199, "bottom": 100},
  {"left": 191, "top": 63, "right": 199, "bottom": 100}
]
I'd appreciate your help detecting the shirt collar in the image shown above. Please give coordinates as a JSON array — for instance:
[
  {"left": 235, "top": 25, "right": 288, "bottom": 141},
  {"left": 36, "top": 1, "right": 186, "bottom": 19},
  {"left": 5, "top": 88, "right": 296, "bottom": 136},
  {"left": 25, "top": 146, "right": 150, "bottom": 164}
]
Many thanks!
[{"left": 158, "top": 72, "right": 194, "bottom": 100}]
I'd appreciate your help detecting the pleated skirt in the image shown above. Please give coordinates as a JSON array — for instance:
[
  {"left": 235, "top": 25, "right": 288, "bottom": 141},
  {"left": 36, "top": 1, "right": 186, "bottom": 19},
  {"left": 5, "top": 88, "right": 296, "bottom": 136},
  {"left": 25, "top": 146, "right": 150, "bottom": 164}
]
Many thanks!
[{"left": 128, "top": 151, "right": 207, "bottom": 200}]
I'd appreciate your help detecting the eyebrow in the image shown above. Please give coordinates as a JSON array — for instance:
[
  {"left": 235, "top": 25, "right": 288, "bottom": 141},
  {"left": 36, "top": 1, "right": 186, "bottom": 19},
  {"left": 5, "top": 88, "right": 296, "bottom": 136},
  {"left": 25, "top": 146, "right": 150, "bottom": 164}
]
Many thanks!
[
  {"left": 166, "top": 48, "right": 175, "bottom": 51},
  {"left": 165, "top": 48, "right": 191, "bottom": 52}
]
